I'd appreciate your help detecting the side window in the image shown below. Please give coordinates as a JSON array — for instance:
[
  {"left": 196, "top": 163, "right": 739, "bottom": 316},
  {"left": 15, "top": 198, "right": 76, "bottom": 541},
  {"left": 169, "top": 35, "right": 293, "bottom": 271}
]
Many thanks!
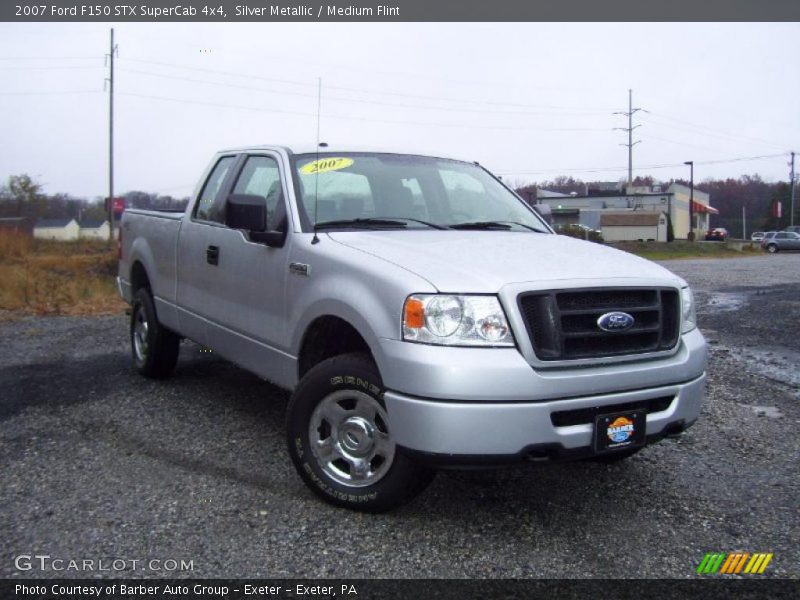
[
  {"left": 195, "top": 156, "right": 235, "bottom": 222},
  {"left": 232, "top": 156, "right": 284, "bottom": 225}
]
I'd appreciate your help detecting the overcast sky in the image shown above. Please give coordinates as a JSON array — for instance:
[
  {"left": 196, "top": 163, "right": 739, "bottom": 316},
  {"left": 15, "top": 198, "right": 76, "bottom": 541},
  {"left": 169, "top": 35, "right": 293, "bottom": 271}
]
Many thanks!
[{"left": 1, "top": 22, "right": 798, "bottom": 199}]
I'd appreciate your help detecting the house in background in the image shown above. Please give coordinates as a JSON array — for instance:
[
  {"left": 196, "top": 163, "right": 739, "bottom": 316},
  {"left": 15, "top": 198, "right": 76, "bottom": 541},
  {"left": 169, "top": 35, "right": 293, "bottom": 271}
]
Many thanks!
[
  {"left": 33, "top": 218, "right": 80, "bottom": 240},
  {"left": 78, "top": 219, "right": 110, "bottom": 240},
  {"left": 600, "top": 212, "right": 669, "bottom": 242}
]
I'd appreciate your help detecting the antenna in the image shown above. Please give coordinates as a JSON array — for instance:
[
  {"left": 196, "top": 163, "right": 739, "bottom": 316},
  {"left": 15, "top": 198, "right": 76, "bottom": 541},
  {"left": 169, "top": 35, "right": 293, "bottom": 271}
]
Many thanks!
[{"left": 311, "top": 77, "right": 322, "bottom": 245}]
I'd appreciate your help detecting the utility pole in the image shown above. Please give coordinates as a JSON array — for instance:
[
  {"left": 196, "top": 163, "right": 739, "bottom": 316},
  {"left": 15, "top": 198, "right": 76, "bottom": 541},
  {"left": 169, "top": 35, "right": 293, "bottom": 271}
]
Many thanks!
[
  {"left": 791, "top": 151, "right": 796, "bottom": 227},
  {"left": 614, "top": 89, "right": 643, "bottom": 188},
  {"left": 742, "top": 204, "right": 746, "bottom": 240},
  {"left": 106, "top": 28, "right": 118, "bottom": 241},
  {"left": 684, "top": 161, "right": 694, "bottom": 241}
]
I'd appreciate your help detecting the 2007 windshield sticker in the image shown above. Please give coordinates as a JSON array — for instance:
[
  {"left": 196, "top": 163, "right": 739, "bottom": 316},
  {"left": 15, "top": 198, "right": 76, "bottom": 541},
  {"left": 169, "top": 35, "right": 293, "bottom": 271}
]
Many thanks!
[{"left": 300, "top": 157, "right": 354, "bottom": 175}]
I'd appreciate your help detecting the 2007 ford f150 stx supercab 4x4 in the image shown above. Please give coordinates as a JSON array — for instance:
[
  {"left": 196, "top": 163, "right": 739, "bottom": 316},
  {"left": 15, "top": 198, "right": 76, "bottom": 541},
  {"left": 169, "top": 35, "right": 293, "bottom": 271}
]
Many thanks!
[{"left": 117, "top": 146, "right": 707, "bottom": 512}]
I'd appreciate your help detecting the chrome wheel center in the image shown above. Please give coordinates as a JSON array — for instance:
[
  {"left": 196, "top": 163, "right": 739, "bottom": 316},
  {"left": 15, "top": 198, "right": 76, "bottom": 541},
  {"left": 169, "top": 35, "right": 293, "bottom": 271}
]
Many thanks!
[
  {"left": 339, "top": 416, "right": 374, "bottom": 455},
  {"left": 309, "top": 389, "right": 395, "bottom": 488}
]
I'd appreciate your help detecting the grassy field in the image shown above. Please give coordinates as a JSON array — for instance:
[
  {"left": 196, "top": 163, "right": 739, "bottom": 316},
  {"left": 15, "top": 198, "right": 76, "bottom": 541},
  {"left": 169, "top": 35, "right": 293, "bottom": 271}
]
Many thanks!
[
  {"left": 611, "top": 240, "right": 763, "bottom": 261},
  {"left": 0, "top": 232, "right": 125, "bottom": 317}
]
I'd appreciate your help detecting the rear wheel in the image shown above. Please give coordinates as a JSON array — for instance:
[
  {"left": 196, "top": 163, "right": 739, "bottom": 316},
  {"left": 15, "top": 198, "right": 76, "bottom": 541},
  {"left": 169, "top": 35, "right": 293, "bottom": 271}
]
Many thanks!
[
  {"left": 766, "top": 244, "right": 778, "bottom": 254},
  {"left": 286, "top": 353, "right": 434, "bottom": 512},
  {"left": 131, "top": 288, "right": 180, "bottom": 379}
]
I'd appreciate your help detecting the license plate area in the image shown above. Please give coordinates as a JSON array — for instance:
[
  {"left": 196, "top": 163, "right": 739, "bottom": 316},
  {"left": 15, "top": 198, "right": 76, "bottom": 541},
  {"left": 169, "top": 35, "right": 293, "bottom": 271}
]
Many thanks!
[{"left": 594, "top": 410, "right": 646, "bottom": 453}]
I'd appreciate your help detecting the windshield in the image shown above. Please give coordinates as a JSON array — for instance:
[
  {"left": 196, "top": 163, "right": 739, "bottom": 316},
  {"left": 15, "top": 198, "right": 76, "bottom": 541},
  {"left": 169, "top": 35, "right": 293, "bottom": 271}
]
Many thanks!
[{"left": 291, "top": 153, "right": 550, "bottom": 232}]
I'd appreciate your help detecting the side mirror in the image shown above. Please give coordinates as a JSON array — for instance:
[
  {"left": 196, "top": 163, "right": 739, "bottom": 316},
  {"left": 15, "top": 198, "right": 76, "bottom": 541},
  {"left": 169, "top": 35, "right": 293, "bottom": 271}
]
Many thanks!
[{"left": 226, "top": 194, "right": 285, "bottom": 248}]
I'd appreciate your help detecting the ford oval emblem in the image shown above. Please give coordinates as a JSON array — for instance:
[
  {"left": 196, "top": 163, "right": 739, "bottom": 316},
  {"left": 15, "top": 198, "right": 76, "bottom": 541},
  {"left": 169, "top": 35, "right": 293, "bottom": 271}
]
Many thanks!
[{"left": 597, "top": 311, "right": 635, "bottom": 332}]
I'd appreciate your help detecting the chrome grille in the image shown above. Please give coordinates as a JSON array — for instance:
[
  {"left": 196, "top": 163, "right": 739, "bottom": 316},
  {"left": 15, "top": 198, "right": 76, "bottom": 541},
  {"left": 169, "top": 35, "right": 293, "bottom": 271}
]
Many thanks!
[{"left": 518, "top": 288, "right": 680, "bottom": 361}]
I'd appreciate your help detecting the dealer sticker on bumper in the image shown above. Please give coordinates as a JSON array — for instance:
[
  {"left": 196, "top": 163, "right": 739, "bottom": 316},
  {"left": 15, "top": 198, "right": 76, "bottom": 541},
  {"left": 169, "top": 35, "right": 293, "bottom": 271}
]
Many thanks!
[{"left": 594, "top": 410, "right": 646, "bottom": 453}]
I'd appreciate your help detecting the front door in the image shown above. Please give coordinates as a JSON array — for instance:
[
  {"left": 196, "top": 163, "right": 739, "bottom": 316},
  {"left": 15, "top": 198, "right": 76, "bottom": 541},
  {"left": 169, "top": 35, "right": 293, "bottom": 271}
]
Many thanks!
[{"left": 200, "top": 152, "right": 295, "bottom": 387}]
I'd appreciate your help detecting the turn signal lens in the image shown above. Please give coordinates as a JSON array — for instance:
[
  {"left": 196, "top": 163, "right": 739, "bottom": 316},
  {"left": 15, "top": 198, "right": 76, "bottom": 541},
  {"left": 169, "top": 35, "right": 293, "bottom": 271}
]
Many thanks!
[{"left": 404, "top": 297, "right": 425, "bottom": 329}]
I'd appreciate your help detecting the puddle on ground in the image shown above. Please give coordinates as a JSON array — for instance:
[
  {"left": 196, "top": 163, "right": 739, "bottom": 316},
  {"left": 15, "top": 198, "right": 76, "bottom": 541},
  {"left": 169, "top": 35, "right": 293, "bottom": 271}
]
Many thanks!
[
  {"left": 701, "top": 292, "right": 748, "bottom": 313},
  {"left": 741, "top": 405, "right": 784, "bottom": 418},
  {"left": 723, "top": 345, "right": 800, "bottom": 392}
]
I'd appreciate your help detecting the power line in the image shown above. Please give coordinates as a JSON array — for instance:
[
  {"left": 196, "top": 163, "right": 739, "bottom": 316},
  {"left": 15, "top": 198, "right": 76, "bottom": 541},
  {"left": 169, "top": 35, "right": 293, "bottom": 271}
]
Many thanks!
[
  {"left": 117, "top": 66, "right": 618, "bottom": 119},
  {"left": 498, "top": 153, "right": 788, "bottom": 176},
  {"left": 0, "top": 65, "right": 102, "bottom": 71},
  {"left": 119, "top": 57, "right": 619, "bottom": 113},
  {"left": 645, "top": 112, "right": 788, "bottom": 151},
  {"left": 117, "top": 90, "right": 613, "bottom": 133},
  {"left": 0, "top": 56, "right": 101, "bottom": 60},
  {"left": 0, "top": 90, "right": 101, "bottom": 96}
]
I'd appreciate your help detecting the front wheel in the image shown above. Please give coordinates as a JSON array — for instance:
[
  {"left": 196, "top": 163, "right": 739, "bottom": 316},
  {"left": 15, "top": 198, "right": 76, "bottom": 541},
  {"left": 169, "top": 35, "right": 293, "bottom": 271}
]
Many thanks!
[
  {"left": 766, "top": 244, "right": 778, "bottom": 254},
  {"left": 131, "top": 288, "right": 180, "bottom": 379},
  {"left": 286, "top": 353, "right": 434, "bottom": 512}
]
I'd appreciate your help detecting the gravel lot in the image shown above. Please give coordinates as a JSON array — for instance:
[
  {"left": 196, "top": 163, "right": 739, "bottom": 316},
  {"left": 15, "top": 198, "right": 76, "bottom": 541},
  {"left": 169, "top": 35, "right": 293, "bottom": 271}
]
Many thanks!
[{"left": 1, "top": 254, "right": 798, "bottom": 579}]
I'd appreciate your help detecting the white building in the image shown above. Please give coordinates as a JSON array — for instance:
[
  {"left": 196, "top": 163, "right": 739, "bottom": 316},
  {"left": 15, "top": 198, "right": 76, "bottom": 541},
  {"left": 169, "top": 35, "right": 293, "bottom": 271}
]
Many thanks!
[
  {"left": 33, "top": 218, "right": 80, "bottom": 241},
  {"left": 535, "top": 183, "right": 717, "bottom": 240},
  {"left": 78, "top": 219, "right": 110, "bottom": 240},
  {"left": 600, "top": 212, "right": 669, "bottom": 242}
]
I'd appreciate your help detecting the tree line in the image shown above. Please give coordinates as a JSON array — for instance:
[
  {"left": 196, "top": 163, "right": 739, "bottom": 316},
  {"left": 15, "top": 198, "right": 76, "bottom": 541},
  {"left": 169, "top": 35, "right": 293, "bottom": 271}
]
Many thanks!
[{"left": 0, "top": 174, "right": 189, "bottom": 222}]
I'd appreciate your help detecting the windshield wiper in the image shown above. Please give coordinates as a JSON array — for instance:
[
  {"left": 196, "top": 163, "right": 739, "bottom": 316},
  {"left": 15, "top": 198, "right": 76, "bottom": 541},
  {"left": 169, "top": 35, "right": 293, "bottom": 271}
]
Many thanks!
[
  {"left": 315, "top": 217, "right": 446, "bottom": 230},
  {"left": 315, "top": 218, "right": 409, "bottom": 230},
  {"left": 450, "top": 221, "right": 545, "bottom": 233},
  {"left": 450, "top": 220, "right": 546, "bottom": 232}
]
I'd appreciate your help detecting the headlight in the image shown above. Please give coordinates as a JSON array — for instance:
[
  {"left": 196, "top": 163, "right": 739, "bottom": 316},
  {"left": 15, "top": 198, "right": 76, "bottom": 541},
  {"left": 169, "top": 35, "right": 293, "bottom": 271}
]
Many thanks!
[
  {"left": 681, "top": 286, "right": 697, "bottom": 333},
  {"left": 402, "top": 294, "right": 515, "bottom": 346}
]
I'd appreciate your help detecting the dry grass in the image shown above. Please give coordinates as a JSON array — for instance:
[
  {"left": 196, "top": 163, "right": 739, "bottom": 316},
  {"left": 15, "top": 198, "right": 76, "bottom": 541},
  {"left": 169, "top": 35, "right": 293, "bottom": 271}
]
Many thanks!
[{"left": 0, "top": 232, "right": 125, "bottom": 316}]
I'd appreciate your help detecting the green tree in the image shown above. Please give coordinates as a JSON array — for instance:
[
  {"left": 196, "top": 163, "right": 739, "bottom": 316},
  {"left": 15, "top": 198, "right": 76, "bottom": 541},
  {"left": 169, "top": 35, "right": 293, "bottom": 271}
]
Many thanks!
[{"left": 4, "top": 174, "right": 47, "bottom": 218}]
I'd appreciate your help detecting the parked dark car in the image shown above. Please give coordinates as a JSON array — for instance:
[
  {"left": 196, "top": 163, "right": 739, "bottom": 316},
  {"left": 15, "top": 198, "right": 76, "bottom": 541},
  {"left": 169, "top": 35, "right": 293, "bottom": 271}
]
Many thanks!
[
  {"left": 705, "top": 228, "right": 728, "bottom": 241},
  {"left": 785, "top": 226, "right": 800, "bottom": 235},
  {"left": 761, "top": 231, "right": 800, "bottom": 253}
]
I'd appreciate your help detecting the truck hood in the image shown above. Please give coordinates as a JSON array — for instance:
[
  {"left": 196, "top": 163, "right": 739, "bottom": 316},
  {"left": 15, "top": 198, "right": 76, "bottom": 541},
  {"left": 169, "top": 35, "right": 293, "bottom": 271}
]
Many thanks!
[{"left": 327, "top": 231, "right": 684, "bottom": 292}]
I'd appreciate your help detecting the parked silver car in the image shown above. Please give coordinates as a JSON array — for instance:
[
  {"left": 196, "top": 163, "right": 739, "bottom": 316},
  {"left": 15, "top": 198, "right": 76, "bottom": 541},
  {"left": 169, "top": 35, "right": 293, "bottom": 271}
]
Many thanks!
[
  {"left": 750, "top": 231, "right": 765, "bottom": 242},
  {"left": 761, "top": 231, "right": 800, "bottom": 253}
]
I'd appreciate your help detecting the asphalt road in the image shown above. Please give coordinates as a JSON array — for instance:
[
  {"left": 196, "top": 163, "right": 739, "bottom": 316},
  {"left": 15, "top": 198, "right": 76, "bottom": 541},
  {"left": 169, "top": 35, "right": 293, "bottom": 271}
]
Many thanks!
[{"left": 1, "top": 254, "right": 798, "bottom": 579}]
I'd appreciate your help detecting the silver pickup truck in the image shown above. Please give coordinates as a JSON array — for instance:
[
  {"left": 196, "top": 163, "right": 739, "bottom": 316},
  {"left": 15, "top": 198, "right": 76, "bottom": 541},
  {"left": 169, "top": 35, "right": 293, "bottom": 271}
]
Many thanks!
[{"left": 117, "top": 145, "right": 707, "bottom": 512}]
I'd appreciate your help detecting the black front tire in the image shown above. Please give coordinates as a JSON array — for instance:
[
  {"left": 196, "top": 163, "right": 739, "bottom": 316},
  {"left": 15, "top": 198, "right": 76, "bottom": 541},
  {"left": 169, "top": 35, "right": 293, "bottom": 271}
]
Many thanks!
[
  {"left": 130, "top": 288, "right": 180, "bottom": 379},
  {"left": 286, "top": 353, "right": 435, "bottom": 512},
  {"left": 766, "top": 244, "right": 778, "bottom": 254}
]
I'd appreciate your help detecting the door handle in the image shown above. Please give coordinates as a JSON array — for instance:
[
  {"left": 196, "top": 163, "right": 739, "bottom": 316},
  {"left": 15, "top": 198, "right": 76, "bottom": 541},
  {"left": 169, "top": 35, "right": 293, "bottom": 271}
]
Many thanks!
[{"left": 206, "top": 245, "right": 219, "bottom": 265}]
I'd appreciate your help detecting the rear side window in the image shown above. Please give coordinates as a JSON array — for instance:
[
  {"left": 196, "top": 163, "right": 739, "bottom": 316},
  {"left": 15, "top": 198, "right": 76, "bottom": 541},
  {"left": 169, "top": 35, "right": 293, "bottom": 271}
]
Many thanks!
[
  {"left": 195, "top": 156, "right": 236, "bottom": 222},
  {"left": 232, "top": 156, "right": 284, "bottom": 225}
]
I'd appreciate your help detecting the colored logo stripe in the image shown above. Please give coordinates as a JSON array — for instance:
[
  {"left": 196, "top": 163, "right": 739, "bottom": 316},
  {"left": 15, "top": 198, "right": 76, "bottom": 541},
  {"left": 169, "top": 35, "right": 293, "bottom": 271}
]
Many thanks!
[{"left": 697, "top": 553, "right": 773, "bottom": 575}]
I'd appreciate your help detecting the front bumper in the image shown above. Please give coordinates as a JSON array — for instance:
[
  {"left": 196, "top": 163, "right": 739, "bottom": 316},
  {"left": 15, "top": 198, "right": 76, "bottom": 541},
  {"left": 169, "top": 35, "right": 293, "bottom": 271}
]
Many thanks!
[{"left": 384, "top": 372, "right": 706, "bottom": 461}]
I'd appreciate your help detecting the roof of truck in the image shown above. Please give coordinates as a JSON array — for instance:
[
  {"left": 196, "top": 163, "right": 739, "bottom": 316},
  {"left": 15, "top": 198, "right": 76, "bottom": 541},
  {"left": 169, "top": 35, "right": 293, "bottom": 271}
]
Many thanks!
[{"left": 217, "top": 144, "right": 475, "bottom": 163}]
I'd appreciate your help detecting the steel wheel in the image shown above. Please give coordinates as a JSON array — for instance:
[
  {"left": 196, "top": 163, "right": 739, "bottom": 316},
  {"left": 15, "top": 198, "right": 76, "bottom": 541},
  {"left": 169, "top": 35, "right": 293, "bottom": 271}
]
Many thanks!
[
  {"left": 132, "top": 304, "right": 150, "bottom": 366},
  {"left": 130, "top": 288, "right": 180, "bottom": 379},
  {"left": 309, "top": 389, "right": 395, "bottom": 487}
]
